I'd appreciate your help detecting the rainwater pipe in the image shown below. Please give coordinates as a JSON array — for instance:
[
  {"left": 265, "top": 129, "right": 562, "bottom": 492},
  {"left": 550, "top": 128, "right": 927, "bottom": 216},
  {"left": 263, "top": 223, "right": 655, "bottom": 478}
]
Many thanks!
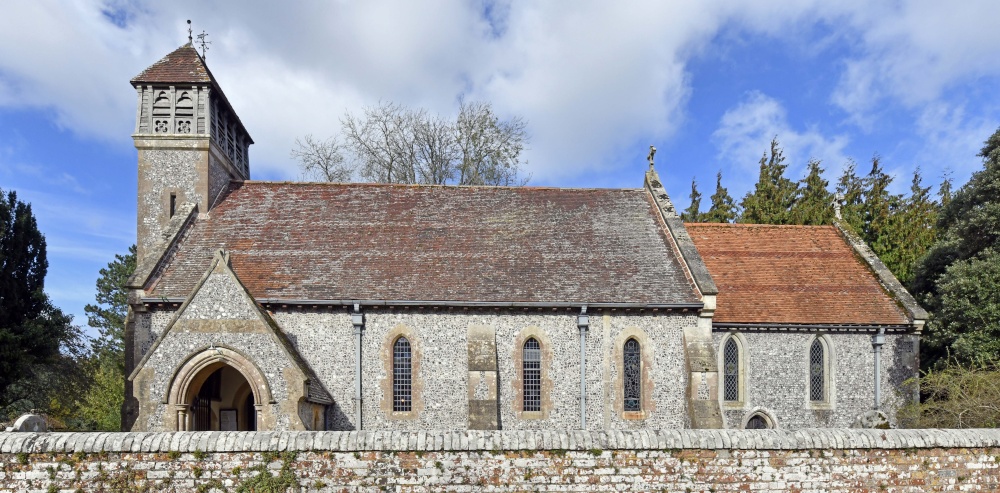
[
  {"left": 872, "top": 327, "right": 885, "bottom": 410},
  {"left": 352, "top": 304, "right": 364, "bottom": 429},
  {"left": 578, "top": 305, "right": 589, "bottom": 430}
]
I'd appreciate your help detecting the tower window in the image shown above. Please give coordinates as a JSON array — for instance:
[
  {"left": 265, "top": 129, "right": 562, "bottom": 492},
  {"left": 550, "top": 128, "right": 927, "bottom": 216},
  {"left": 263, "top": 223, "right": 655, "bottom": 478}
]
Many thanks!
[
  {"left": 623, "top": 338, "right": 641, "bottom": 412},
  {"left": 169, "top": 193, "right": 177, "bottom": 217},
  {"left": 523, "top": 338, "right": 541, "bottom": 412},
  {"left": 393, "top": 337, "right": 412, "bottom": 412}
]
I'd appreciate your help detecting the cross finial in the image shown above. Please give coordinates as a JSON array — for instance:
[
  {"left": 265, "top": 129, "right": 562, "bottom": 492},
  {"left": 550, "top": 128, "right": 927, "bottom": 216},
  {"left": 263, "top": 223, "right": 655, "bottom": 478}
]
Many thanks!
[
  {"left": 196, "top": 30, "right": 211, "bottom": 60},
  {"left": 187, "top": 20, "right": 192, "bottom": 43},
  {"left": 647, "top": 145, "right": 657, "bottom": 171}
]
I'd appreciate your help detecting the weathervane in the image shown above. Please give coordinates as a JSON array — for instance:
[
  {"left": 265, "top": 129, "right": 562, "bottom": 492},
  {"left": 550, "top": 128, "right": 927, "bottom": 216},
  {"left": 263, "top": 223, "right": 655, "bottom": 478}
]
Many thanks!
[
  {"left": 196, "top": 29, "right": 211, "bottom": 60},
  {"left": 647, "top": 145, "right": 656, "bottom": 170}
]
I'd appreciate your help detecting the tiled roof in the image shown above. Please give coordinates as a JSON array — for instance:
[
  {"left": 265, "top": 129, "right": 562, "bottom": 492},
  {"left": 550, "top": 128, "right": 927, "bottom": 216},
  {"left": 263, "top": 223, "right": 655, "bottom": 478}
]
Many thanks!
[
  {"left": 684, "top": 223, "right": 909, "bottom": 325},
  {"left": 131, "top": 43, "right": 212, "bottom": 84},
  {"left": 148, "top": 182, "right": 700, "bottom": 305}
]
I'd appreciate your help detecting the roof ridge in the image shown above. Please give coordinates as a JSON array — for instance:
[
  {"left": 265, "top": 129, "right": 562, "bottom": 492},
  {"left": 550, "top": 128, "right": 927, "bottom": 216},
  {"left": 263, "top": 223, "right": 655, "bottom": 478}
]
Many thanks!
[
  {"left": 685, "top": 222, "right": 836, "bottom": 229},
  {"left": 238, "top": 180, "right": 643, "bottom": 192}
]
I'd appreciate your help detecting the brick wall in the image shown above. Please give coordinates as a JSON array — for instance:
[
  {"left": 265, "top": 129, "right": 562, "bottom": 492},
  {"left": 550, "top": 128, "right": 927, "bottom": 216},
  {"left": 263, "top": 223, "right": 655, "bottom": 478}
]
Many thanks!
[{"left": 2, "top": 429, "right": 999, "bottom": 492}]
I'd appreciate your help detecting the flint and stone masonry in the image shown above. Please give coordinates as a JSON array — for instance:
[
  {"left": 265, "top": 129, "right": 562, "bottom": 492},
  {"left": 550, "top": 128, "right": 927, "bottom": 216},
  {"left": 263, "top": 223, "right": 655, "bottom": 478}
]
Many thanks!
[{"left": 2, "top": 429, "right": 999, "bottom": 492}]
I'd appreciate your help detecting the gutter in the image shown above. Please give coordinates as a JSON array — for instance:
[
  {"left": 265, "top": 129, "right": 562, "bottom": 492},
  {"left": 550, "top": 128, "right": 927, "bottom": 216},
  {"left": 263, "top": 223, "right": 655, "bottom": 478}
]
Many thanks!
[{"left": 140, "top": 298, "right": 704, "bottom": 310}]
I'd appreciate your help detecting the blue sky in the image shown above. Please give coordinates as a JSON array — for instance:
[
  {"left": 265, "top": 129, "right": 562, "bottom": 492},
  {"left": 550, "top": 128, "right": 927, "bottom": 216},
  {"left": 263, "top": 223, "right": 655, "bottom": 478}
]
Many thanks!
[{"left": 2, "top": 1, "right": 999, "bottom": 337}]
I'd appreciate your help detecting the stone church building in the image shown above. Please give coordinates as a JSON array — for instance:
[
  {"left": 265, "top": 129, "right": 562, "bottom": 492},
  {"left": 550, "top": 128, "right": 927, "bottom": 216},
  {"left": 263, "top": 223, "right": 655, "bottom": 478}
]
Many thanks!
[{"left": 123, "top": 43, "right": 927, "bottom": 433}]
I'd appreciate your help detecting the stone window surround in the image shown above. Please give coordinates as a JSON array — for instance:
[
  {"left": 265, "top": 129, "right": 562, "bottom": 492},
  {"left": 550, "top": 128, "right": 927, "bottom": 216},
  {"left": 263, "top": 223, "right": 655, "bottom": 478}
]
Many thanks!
[
  {"left": 718, "top": 332, "right": 747, "bottom": 409},
  {"left": 805, "top": 334, "right": 836, "bottom": 410},
  {"left": 510, "top": 326, "right": 555, "bottom": 420},
  {"left": 613, "top": 327, "right": 656, "bottom": 420},
  {"left": 741, "top": 406, "right": 778, "bottom": 429},
  {"left": 379, "top": 324, "right": 425, "bottom": 420}
]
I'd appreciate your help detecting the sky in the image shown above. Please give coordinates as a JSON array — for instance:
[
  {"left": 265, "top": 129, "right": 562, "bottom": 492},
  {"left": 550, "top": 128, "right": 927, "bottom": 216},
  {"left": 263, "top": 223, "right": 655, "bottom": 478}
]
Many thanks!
[{"left": 2, "top": 1, "right": 999, "bottom": 337}]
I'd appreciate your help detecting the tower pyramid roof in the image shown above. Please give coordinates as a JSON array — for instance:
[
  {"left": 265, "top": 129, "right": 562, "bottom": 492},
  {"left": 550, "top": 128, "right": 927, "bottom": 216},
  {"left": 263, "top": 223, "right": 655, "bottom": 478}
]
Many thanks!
[{"left": 131, "top": 43, "right": 213, "bottom": 84}]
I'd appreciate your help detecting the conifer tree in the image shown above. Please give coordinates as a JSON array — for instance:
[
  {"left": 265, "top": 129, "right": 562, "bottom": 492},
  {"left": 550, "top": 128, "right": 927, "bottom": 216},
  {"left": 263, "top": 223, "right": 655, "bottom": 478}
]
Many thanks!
[
  {"left": 893, "top": 168, "right": 937, "bottom": 285},
  {"left": 704, "top": 172, "right": 738, "bottom": 223},
  {"left": 790, "top": 159, "right": 833, "bottom": 225},
  {"left": 739, "top": 138, "right": 799, "bottom": 224},
  {"left": 913, "top": 127, "right": 1000, "bottom": 367},
  {"left": 835, "top": 159, "right": 865, "bottom": 233},
  {"left": 681, "top": 178, "right": 704, "bottom": 222}
]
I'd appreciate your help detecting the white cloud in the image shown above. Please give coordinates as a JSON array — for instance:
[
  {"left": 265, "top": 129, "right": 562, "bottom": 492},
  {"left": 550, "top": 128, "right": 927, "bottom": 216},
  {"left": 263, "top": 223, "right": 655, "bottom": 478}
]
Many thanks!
[
  {"left": 713, "top": 91, "right": 849, "bottom": 186},
  {"left": 1, "top": 0, "right": 998, "bottom": 185}
]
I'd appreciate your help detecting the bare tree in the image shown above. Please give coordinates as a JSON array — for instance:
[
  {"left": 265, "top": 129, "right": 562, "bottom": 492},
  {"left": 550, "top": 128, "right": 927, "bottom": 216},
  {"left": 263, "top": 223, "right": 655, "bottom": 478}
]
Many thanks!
[
  {"left": 292, "top": 100, "right": 529, "bottom": 186},
  {"left": 290, "top": 135, "right": 354, "bottom": 182},
  {"left": 455, "top": 100, "right": 529, "bottom": 186}
]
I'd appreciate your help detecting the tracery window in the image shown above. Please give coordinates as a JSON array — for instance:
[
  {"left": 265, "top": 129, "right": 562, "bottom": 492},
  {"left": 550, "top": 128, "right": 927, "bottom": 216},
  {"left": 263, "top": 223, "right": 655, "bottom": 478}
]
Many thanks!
[
  {"left": 393, "top": 337, "right": 412, "bottom": 412},
  {"left": 623, "top": 338, "right": 641, "bottom": 412},
  {"left": 809, "top": 339, "right": 825, "bottom": 402},
  {"left": 523, "top": 338, "right": 541, "bottom": 412},
  {"left": 723, "top": 338, "right": 739, "bottom": 401}
]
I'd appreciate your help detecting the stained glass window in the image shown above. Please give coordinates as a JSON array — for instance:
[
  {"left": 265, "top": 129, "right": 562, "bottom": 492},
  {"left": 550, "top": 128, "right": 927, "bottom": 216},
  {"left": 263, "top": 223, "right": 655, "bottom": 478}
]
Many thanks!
[
  {"left": 810, "top": 339, "right": 825, "bottom": 402},
  {"left": 523, "top": 338, "right": 541, "bottom": 412},
  {"left": 393, "top": 337, "right": 412, "bottom": 412},
  {"left": 623, "top": 338, "right": 641, "bottom": 412},
  {"left": 723, "top": 338, "right": 739, "bottom": 401}
]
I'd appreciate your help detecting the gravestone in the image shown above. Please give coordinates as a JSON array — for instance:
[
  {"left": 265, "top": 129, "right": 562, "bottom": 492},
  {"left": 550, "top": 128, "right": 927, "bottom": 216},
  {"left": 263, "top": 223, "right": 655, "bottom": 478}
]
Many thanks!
[{"left": 11, "top": 414, "right": 47, "bottom": 432}]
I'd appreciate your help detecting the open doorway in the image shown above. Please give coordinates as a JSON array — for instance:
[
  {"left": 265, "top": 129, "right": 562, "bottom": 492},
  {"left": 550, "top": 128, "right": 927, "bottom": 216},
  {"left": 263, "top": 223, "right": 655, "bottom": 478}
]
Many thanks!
[{"left": 187, "top": 364, "right": 257, "bottom": 431}]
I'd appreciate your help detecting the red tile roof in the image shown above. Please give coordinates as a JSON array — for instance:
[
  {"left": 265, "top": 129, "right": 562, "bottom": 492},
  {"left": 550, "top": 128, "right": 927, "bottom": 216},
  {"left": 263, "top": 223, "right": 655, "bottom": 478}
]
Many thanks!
[
  {"left": 131, "top": 43, "right": 212, "bottom": 84},
  {"left": 148, "top": 182, "right": 700, "bottom": 305},
  {"left": 684, "top": 223, "right": 909, "bottom": 325}
]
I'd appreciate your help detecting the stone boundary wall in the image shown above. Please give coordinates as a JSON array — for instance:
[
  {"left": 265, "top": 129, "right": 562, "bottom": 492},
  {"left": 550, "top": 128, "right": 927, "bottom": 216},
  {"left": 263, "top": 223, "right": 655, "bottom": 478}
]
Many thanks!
[{"left": 1, "top": 430, "right": 999, "bottom": 491}]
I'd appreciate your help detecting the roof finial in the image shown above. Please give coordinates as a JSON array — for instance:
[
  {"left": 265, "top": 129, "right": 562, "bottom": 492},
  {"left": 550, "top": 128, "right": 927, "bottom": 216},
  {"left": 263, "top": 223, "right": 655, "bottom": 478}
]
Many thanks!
[
  {"left": 187, "top": 20, "right": 193, "bottom": 44},
  {"left": 833, "top": 193, "right": 844, "bottom": 220},
  {"left": 647, "top": 145, "right": 657, "bottom": 171},
  {"left": 196, "top": 29, "right": 211, "bottom": 60}
]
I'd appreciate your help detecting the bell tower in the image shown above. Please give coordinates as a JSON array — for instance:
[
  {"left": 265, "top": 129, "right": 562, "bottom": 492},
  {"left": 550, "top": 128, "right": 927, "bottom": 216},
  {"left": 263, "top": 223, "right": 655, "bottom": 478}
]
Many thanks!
[{"left": 130, "top": 42, "right": 253, "bottom": 261}]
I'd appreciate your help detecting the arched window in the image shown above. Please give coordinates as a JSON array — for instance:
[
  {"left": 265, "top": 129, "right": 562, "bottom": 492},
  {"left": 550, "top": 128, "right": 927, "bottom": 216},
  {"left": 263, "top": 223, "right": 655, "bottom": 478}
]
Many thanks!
[
  {"left": 393, "top": 337, "right": 412, "bottom": 412},
  {"left": 523, "top": 338, "right": 541, "bottom": 412},
  {"left": 745, "top": 412, "right": 772, "bottom": 429},
  {"left": 809, "top": 338, "right": 825, "bottom": 402},
  {"left": 723, "top": 338, "right": 740, "bottom": 402},
  {"left": 623, "top": 338, "right": 641, "bottom": 412}
]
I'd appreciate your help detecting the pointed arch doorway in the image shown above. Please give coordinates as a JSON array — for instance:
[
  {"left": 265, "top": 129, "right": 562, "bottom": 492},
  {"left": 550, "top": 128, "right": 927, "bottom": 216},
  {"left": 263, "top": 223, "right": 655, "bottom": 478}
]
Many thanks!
[{"left": 167, "top": 346, "right": 273, "bottom": 431}]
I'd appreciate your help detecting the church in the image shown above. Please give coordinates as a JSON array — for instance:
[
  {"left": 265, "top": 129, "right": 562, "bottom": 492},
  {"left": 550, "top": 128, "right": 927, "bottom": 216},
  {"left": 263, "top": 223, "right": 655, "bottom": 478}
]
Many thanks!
[{"left": 123, "top": 43, "right": 926, "bottom": 433}]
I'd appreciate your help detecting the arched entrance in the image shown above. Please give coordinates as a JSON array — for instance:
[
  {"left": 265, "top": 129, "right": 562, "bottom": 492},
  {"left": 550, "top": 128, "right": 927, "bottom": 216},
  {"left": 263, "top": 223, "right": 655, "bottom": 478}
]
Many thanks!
[
  {"left": 167, "top": 346, "right": 272, "bottom": 431},
  {"left": 188, "top": 365, "right": 256, "bottom": 431}
]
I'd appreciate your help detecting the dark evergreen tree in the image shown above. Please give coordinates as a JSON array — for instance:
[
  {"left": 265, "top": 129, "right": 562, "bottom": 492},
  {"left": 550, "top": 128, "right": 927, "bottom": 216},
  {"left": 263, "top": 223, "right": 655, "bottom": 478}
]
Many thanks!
[
  {"left": 0, "top": 189, "right": 71, "bottom": 394},
  {"left": 835, "top": 159, "right": 865, "bottom": 232},
  {"left": 893, "top": 168, "right": 937, "bottom": 285},
  {"left": 704, "top": 172, "right": 738, "bottom": 223},
  {"left": 739, "top": 137, "right": 799, "bottom": 224},
  {"left": 913, "top": 127, "right": 1000, "bottom": 368},
  {"left": 681, "top": 178, "right": 704, "bottom": 222},
  {"left": 0, "top": 188, "right": 82, "bottom": 423},
  {"left": 858, "top": 156, "right": 906, "bottom": 278},
  {"left": 790, "top": 159, "right": 833, "bottom": 225}
]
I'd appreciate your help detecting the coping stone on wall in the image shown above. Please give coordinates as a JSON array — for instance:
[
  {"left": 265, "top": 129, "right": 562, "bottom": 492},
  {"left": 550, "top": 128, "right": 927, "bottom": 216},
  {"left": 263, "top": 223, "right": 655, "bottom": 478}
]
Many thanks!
[{"left": 3, "top": 429, "right": 1000, "bottom": 454}]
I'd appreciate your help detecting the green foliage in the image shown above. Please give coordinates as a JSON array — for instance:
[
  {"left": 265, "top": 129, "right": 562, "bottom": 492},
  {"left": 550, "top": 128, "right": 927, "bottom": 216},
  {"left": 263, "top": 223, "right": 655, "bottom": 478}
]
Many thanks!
[
  {"left": 74, "top": 245, "right": 135, "bottom": 431},
  {"left": 898, "top": 358, "right": 1000, "bottom": 428},
  {"left": 790, "top": 160, "right": 833, "bottom": 225},
  {"left": 0, "top": 188, "right": 79, "bottom": 398},
  {"left": 914, "top": 127, "right": 1000, "bottom": 368},
  {"left": 236, "top": 452, "right": 300, "bottom": 493},
  {"left": 85, "top": 245, "right": 136, "bottom": 367},
  {"left": 680, "top": 178, "right": 704, "bottom": 222},
  {"left": 703, "top": 172, "right": 738, "bottom": 223},
  {"left": 739, "top": 137, "right": 799, "bottom": 224}
]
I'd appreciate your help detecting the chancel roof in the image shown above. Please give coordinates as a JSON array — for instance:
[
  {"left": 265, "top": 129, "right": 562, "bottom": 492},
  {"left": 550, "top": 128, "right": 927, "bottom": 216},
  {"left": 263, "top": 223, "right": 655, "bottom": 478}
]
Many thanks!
[
  {"left": 685, "top": 223, "right": 909, "bottom": 325},
  {"left": 147, "top": 182, "right": 701, "bottom": 305}
]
